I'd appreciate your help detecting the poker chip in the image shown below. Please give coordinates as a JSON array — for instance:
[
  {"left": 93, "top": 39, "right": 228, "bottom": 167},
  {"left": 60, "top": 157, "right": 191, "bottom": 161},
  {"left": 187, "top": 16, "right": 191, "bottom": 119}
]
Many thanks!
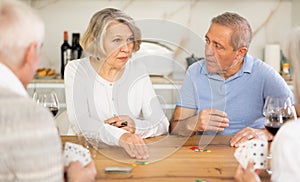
[
  {"left": 190, "top": 146, "right": 211, "bottom": 153},
  {"left": 196, "top": 179, "right": 210, "bottom": 182}
]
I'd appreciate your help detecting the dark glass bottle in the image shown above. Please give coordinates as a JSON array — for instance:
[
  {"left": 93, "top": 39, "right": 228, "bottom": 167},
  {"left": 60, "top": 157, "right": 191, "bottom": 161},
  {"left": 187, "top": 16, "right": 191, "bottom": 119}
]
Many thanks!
[
  {"left": 60, "top": 31, "right": 71, "bottom": 79},
  {"left": 71, "top": 33, "right": 82, "bottom": 60}
]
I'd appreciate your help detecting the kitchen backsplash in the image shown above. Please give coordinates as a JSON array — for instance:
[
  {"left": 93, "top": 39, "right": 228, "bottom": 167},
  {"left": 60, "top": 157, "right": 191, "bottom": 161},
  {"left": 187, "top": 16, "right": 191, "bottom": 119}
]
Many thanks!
[{"left": 27, "top": 0, "right": 292, "bottom": 77}]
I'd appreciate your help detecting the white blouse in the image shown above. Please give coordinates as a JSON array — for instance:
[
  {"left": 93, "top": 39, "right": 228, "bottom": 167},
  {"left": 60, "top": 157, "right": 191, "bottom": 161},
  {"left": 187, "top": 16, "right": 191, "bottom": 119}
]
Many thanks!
[{"left": 64, "top": 57, "right": 169, "bottom": 146}]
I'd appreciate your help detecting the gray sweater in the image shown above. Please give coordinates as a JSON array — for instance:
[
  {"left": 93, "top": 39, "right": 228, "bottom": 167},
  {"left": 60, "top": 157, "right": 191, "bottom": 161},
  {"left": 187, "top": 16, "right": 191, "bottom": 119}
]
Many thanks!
[{"left": 0, "top": 88, "right": 63, "bottom": 182}]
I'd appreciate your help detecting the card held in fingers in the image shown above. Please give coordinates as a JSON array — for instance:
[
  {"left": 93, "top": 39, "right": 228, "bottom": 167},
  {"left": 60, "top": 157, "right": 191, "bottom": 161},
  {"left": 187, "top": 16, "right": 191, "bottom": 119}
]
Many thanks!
[
  {"left": 247, "top": 139, "right": 268, "bottom": 169},
  {"left": 234, "top": 141, "right": 250, "bottom": 169},
  {"left": 63, "top": 142, "right": 92, "bottom": 167},
  {"left": 234, "top": 139, "right": 268, "bottom": 170}
]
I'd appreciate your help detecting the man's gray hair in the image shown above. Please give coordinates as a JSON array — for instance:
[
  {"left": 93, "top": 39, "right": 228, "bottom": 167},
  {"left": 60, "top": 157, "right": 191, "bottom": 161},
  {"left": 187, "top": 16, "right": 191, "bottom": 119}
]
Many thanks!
[
  {"left": 0, "top": 0, "right": 45, "bottom": 66},
  {"left": 211, "top": 12, "right": 252, "bottom": 51}
]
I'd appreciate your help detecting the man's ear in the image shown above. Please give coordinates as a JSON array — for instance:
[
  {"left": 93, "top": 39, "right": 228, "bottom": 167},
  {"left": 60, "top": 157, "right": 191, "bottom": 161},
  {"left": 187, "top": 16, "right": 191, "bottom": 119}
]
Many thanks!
[
  {"left": 236, "top": 46, "right": 248, "bottom": 60},
  {"left": 23, "top": 42, "right": 38, "bottom": 66}
]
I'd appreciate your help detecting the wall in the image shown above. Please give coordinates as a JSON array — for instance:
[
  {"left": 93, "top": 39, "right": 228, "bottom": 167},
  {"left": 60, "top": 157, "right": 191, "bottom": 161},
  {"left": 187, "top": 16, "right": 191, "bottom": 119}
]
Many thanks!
[
  {"left": 292, "top": 0, "right": 300, "bottom": 26},
  {"left": 26, "top": 0, "right": 292, "bottom": 75}
]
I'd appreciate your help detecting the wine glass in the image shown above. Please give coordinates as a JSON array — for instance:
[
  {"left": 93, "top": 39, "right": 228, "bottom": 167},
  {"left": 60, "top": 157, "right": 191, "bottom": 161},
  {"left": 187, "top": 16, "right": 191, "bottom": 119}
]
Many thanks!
[
  {"left": 263, "top": 96, "right": 296, "bottom": 174},
  {"left": 264, "top": 96, "right": 296, "bottom": 136},
  {"left": 33, "top": 91, "right": 60, "bottom": 117}
]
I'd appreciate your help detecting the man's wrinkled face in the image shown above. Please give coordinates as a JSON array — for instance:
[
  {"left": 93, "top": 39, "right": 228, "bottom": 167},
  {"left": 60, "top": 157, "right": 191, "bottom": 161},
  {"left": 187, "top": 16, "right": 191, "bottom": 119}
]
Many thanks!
[{"left": 205, "top": 23, "right": 239, "bottom": 73}]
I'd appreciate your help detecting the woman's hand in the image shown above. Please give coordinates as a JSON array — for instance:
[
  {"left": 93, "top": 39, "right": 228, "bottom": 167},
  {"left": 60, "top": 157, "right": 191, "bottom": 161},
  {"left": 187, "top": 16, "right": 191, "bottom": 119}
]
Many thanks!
[
  {"left": 105, "top": 115, "right": 136, "bottom": 134},
  {"left": 119, "top": 133, "right": 149, "bottom": 160}
]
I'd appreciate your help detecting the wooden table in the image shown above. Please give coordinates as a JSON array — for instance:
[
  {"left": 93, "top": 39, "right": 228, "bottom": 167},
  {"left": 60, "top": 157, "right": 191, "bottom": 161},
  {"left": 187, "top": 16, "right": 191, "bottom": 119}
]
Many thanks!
[{"left": 61, "top": 135, "right": 271, "bottom": 182}]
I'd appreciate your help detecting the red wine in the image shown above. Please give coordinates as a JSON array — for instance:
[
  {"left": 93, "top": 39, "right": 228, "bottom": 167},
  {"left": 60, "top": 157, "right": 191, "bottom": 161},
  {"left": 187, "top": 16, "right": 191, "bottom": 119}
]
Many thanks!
[
  {"left": 49, "top": 106, "right": 59, "bottom": 116},
  {"left": 61, "top": 31, "right": 71, "bottom": 79},
  {"left": 265, "top": 114, "right": 294, "bottom": 135},
  {"left": 265, "top": 123, "right": 281, "bottom": 136},
  {"left": 71, "top": 33, "right": 82, "bottom": 60}
]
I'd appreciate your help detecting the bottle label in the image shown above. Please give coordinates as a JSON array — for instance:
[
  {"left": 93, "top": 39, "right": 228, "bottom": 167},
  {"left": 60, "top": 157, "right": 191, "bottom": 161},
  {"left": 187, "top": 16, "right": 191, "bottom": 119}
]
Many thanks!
[
  {"left": 63, "top": 51, "right": 68, "bottom": 63},
  {"left": 282, "top": 63, "right": 290, "bottom": 74},
  {"left": 72, "top": 50, "right": 78, "bottom": 60},
  {"left": 66, "top": 49, "right": 71, "bottom": 64}
]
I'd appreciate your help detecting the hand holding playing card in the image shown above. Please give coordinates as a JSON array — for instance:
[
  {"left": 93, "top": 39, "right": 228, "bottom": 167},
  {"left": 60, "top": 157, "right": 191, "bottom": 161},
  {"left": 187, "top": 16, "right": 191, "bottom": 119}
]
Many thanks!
[
  {"left": 234, "top": 139, "right": 268, "bottom": 170},
  {"left": 63, "top": 142, "right": 92, "bottom": 167},
  {"left": 234, "top": 161, "right": 261, "bottom": 182}
]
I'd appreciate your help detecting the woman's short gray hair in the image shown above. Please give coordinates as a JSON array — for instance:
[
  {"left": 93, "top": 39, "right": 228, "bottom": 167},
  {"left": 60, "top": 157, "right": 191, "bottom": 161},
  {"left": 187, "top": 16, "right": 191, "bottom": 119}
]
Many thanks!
[
  {"left": 80, "top": 8, "right": 141, "bottom": 59},
  {"left": 211, "top": 12, "right": 252, "bottom": 51}
]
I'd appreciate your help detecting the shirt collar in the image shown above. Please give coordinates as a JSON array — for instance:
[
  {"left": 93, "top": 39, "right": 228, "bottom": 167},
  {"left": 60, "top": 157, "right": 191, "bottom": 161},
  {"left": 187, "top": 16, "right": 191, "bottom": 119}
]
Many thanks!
[
  {"left": 0, "top": 62, "right": 28, "bottom": 97},
  {"left": 199, "top": 53, "right": 254, "bottom": 80},
  {"left": 242, "top": 53, "right": 253, "bottom": 74}
]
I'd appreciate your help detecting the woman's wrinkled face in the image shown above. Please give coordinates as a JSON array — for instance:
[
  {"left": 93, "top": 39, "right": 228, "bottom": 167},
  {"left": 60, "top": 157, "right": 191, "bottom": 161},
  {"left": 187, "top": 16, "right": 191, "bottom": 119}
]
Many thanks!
[{"left": 103, "top": 21, "right": 134, "bottom": 68}]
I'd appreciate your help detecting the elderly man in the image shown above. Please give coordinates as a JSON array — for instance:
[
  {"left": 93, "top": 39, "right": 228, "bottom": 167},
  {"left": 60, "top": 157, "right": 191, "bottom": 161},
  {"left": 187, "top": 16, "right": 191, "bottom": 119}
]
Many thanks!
[
  {"left": 170, "top": 12, "right": 293, "bottom": 147},
  {"left": 0, "top": 0, "right": 96, "bottom": 181}
]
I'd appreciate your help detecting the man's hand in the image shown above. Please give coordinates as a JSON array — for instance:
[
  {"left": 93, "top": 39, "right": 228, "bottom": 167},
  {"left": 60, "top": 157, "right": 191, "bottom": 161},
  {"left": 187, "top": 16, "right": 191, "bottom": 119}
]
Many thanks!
[
  {"left": 170, "top": 107, "right": 229, "bottom": 136},
  {"left": 119, "top": 133, "right": 149, "bottom": 160},
  {"left": 230, "top": 127, "right": 271, "bottom": 147},
  {"left": 194, "top": 108, "right": 229, "bottom": 132},
  {"left": 67, "top": 160, "right": 97, "bottom": 182}
]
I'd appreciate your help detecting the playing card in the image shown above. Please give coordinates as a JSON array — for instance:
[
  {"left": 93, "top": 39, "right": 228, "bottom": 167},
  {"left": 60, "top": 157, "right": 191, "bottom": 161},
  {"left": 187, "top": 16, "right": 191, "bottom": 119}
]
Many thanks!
[
  {"left": 63, "top": 142, "right": 92, "bottom": 167},
  {"left": 234, "top": 141, "right": 250, "bottom": 169},
  {"left": 234, "top": 139, "right": 267, "bottom": 170},
  {"left": 247, "top": 140, "right": 268, "bottom": 169}
]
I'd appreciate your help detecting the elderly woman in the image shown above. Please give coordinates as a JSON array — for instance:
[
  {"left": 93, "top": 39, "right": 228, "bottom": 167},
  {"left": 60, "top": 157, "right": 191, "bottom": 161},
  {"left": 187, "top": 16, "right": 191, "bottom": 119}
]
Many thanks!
[
  {"left": 234, "top": 27, "right": 300, "bottom": 182},
  {"left": 64, "top": 8, "right": 169, "bottom": 160}
]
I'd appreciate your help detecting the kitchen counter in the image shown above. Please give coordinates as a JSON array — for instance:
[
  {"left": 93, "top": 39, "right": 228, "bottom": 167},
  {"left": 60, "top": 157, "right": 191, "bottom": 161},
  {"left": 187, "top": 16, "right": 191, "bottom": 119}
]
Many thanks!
[
  {"left": 30, "top": 76, "right": 182, "bottom": 85},
  {"left": 28, "top": 76, "right": 182, "bottom": 118}
]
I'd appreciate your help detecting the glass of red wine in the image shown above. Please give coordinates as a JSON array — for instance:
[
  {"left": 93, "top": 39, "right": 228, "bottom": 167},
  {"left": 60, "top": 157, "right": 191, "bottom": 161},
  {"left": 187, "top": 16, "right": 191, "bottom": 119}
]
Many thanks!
[
  {"left": 263, "top": 96, "right": 296, "bottom": 174},
  {"left": 264, "top": 96, "right": 296, "bottom": 136},
  {"left": 33, "top": 91, "right": 60, "bottom": 117}
]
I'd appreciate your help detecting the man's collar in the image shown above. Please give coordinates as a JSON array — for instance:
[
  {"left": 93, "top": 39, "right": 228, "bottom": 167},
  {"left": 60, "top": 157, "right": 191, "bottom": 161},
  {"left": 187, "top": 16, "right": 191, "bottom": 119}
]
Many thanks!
[
  {"left": 199, "top": 53, "right": 253, "bottom": 80},
  {"left": 0, "top": 62, "right": 28, "bottom": 97},
  {"left": 242, "top": 54, "right": 253, "bottom": 74}
]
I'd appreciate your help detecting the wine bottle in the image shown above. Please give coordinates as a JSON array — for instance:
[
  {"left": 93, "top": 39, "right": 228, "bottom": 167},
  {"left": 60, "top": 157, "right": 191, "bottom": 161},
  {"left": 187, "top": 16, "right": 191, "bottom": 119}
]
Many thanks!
[
  {"left": 71, "top": 33, "right": 82, "bottom": 60},
  {"left": 60, "top": 31, "right": 71, "bottom": 79}
]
